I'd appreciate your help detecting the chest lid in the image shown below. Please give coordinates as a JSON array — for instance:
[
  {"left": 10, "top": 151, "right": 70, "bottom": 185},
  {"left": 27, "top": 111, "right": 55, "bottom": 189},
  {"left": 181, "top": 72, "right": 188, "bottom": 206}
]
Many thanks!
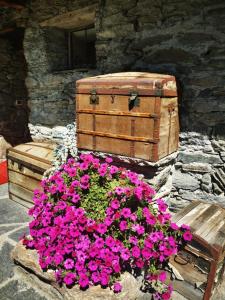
[
  {"left": 7, "top": 142, "right": 55, "bottom": 171},
  {"left": 76, "top": 72, "right": 177, "bottom": 97}
]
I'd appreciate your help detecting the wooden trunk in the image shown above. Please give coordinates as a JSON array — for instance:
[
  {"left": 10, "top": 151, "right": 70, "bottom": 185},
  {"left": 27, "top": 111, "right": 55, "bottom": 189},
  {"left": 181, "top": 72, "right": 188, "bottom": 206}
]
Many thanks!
[
  {"left": 7, "top": 142, "right": 54, "bottom": 208},
  {"left": 76, "top": 72, "right": 179, "bottom": 162},
  {"left": 170, "top": 201, "right": 225, "bottom": 300}
]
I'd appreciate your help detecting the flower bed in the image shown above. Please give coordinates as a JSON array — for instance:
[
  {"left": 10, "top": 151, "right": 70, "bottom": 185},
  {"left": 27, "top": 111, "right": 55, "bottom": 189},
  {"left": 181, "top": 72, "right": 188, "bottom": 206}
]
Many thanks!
[{"left": 23, "top": 154, "right": 192, "bottom": 299}]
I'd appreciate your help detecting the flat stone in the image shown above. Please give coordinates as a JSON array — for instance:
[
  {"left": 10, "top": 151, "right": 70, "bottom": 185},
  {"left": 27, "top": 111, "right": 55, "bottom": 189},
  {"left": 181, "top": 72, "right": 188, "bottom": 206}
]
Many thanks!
[
  {"left": 0, "top": 199, "right": 30, "bottom": 224},
  {"left": 178, "top": 151, "right": 223, "bottom": 165},
  {"left": 9, "top": 227, "right": 29, "bottom": 242},
  {"left": 181, "top": 163, "right": 212, "bottom": 173},
  {"left": 173, "top": 171, "right": 200, "bottom": 191},
  {"left": 0, "top": 242, "right": 14, "bottom": 284},
  {"left": 0, "top": 225, "right": 18, "bottom": 236},
  {"left": 0, "top": 280, "right": 47, "bottom": 300},
  {"left": 12, "top": 242, "right": 152, "bottom": 300},
  {"left": 11, "top": 242, "right": 55, "bottom": 283},
  {"left": 0, "top": 184, "right": 8, "bottom": 198},
  {"left": 201, "top": 173, "right": 212, "bottom": 185}
]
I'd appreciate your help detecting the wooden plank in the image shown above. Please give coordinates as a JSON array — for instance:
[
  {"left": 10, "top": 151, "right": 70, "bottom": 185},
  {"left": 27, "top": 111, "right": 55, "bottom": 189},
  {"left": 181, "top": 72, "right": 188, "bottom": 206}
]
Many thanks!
[
  {"left": 8, "top": 170, "right": 41, "bottom": 192},
  {"left": 7, "top": 150, "right": 51, "bottom": 171},
  {"left": 8, "top": 160, "right": 43, "bottom": 181},
  {"left": 176, "top": 202, "right": 210, "bottom": 227},
  {"left": 77, "top": 109, "right": 159, "bottom": 119},
  {"left": 195, "top": 210, "right": 224, "bottom": 238},
  {"left": 172, "top": 201, "right": 201, "bottom": 224},
  {"left": 189, "top": 205, "right": 221, "bottom": 232},
  {"left": 210, "top": 222, "right": 225, "bottom": 251},
  {"left": 9, "top": 183, "right": 34, "bottom": 204},
  {"left": 77, "top": 129, "right": 158, "bottom": 143},
  {"left": 40, "top": 4, "right": 97, "bottom": 30}
]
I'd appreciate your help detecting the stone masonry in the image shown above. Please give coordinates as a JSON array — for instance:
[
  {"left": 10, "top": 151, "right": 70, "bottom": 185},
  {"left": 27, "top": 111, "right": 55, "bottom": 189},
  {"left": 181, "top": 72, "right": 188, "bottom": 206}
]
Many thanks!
[{"left": 0, "top": 0, "right": 225, "bottom": 209}]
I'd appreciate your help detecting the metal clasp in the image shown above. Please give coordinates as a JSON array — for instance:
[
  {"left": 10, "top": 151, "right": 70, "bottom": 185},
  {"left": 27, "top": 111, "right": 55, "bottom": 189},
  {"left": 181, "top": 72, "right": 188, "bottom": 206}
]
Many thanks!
[
  {"left": 128, "top": 91, "right": 140, "bottom": 110},
  {"left": 90, "top": 89, "right": 99, "bottom": 105}
]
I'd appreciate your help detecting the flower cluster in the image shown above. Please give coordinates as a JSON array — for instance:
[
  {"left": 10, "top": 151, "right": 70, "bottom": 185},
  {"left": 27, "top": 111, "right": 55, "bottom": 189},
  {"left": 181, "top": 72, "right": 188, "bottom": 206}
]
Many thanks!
[{"left": 24, "top": 154, "right": 192, "bottom": 299}]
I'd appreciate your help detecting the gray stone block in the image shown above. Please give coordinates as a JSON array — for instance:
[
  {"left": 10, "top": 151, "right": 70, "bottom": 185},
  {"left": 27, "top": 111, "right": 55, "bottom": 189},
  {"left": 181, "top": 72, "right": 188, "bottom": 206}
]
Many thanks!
[
  {"left": 173, "top": 171, "right": 200, "bottom": 191},
  {"left": 0, "top": 280, "right": 47, "bottom": 300},
  {"left": 178, "top": 152, "right": 223, "bottom": 165}
]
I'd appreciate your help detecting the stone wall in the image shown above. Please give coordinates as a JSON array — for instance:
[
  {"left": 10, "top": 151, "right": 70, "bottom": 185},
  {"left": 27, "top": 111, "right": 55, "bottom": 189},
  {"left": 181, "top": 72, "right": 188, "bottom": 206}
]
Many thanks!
[{"left": 0, "top": 0, "right": 225, "bottom": 209}]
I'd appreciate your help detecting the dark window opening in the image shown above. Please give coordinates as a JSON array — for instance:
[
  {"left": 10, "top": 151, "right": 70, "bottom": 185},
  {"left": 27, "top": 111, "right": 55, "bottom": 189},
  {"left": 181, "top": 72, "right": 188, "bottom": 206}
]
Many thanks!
[{"left": 68, "top": 25, "right": 96, "bottom": 70}]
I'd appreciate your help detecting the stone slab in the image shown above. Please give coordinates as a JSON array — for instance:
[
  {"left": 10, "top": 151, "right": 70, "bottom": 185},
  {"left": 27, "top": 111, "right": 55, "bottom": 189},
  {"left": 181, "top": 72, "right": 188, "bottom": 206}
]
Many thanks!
[
  {"left": 0, "top": 280, "right": 47, "bottom": 300},
  {"left": 0, "top": 198, "right": 30, "bottom": 225},
  {"left": 0, "top": 242, "right": 14, "bottom": 284},
  {"left": 9, "top": 227, "right": 29, "bottom": 242}
]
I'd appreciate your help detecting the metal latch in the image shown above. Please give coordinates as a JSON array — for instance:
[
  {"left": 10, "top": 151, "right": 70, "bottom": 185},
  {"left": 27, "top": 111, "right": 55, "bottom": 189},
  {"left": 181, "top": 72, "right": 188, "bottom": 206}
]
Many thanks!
[
  {"left": 90, "top": 89, "right": 99, "bottom": 105},
  {"left": 128, "top": 91, "right": 140, "bottom": 110}
]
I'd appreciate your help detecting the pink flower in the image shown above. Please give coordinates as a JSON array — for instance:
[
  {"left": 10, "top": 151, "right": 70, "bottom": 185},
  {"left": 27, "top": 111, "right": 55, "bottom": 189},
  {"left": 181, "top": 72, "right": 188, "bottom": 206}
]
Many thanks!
[
  {"left": 91, "top": 271, "right": 100, "bottom": 283},
  {"left": 159, "top": 271, "right": 167, "bottom": 282},
  {"left": 170, "top": 222, "right": 179, "bottom": 230},
  {"left": 121, "top": 248, "right": 130, "bottom": 261},
  {"left": 97, "top": 223, "right": 107, "bottom": 235},
  {"left": 121, "top": 208, "right": 131, "bottom": 218},
  {"left": 110, "top": 166, "right": 118, "bottom": 175},
  {"left": 79, "top": 273, "right": 89, "bottom": 288},
  {"left": 113, "top": 282, "right": 122, "bottom": 293},
  {"left": 105, "top": 157, "right": 113, "bottom": 163},
  {"left": 119, "top": 221, "right": 127, "bottom": 231},
  {"left": 64, "top": 273, "right": 76, "bottom": 285},
  {"left": 183, "top": 231, "right": 192, "bottom": 241},
  {"left": 100, "top": 272, "right": 109, "bottom": 286},
  {"left": 129, "top": 236, "right": 138, "bottom": 245},
  {"left": 110, "top": 199, "right": 120, "bottom": 209},
  {"left": 71, "top": 193, "right": 81, "bottom": 204},
  {"left": 132, "top": 246, "right": 141, "bottom": 258},
  {"left": 88, "top": 260, "right": 98, "bottom": 271},
  {"left": 64, "top": 259, "right": 75, "bottom": 270}
]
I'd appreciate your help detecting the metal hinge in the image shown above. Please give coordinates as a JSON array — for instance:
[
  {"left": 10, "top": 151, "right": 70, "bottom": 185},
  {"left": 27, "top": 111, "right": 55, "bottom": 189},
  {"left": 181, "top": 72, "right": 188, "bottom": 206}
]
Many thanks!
[{"left": 90, "top": 89, "right": 99, "bottom": 105}]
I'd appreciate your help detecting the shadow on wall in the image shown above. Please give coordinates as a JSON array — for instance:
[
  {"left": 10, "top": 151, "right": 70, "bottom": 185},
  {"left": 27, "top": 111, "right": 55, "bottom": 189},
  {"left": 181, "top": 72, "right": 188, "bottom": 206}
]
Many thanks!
[{"left": 0, "top": 28, "right": 31, "bottom": 146}]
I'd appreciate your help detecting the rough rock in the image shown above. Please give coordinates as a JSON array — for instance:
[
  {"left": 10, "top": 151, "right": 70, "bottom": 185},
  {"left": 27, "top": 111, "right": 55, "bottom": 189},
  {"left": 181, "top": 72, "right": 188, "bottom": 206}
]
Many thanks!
[
  {"left": 181, "top": 163, "right": 212, "bottom": 173},
  {"left": 178, "top": 152, "right": 223, "bottom": 165},
  {"left": 11, "top": 241, "right": 55, "bottom": 283},
  {"left": 11, "top": 242, "right": 151, "bottom": 300},
  {"left": 172, "top": 171, "right": 200, "bottom": 191}
]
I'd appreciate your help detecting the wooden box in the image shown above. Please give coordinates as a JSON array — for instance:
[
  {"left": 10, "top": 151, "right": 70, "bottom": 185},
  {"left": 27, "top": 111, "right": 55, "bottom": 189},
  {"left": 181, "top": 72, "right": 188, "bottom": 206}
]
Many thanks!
[
  {"left": 7, "top": 142, "right": 54, "bottom": 208},
  {"left": 170, "top": 201, "right": 225, "bottom": 300},
  {"left": 76, "top": 72, "right": 179, "bottom": 162}
]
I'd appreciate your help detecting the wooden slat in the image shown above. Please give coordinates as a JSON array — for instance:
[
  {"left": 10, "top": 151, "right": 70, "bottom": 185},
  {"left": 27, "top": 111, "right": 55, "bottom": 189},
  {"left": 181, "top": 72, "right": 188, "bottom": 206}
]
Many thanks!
[
  {"left": 188, "top": 205, "right": 221, "bottom": 232},
  {"left": 172, "top": 201, "right": 201, "bottom": 224},
  {"left": 195, "top": 209, "right": 223, "bottom": 237},
  {"left": 77, "top": 129, "right": 159, "bottom": 143},
  {"left": 8, "top": 170, "right": 41, "bottom": 192},
  {"left": 77, "top": 109, "right": 160, "bottom": 119},
  {"left": 8, "top": 160, "right": 43, "bottom": 181},
  {"left": 7, "top": 150, "right": 51, "bottom": 171},
  {"left": 9, "top": 183, "right": 34, "bottom": 204},
  {"left": 210, "top": 222, "right": 225, "bottom": 250}
]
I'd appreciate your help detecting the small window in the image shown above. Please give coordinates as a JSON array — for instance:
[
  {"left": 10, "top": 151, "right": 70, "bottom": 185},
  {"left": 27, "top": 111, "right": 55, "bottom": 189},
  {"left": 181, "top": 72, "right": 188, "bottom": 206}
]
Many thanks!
[{"left": 68, "top": 26, "right": 96, "bottom": 69}]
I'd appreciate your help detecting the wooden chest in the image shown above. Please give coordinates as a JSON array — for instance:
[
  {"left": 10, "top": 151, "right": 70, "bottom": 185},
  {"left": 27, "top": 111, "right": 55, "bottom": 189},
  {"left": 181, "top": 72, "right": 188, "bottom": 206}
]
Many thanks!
[
  {"left": 76, "top": 72, "right": 179, "bottom": 162},
  {"left": 170, "top": 201, "right": 225, "bottom": 300},
  {"left": 7, "top": 142, "right": 54, "bottom": 208}
]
